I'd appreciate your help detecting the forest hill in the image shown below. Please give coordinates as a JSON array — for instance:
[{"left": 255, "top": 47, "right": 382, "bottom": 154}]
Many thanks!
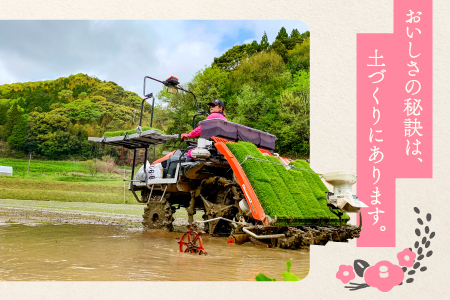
[{"left": 0, "top": 27, "right": 310, "bottom": 160}]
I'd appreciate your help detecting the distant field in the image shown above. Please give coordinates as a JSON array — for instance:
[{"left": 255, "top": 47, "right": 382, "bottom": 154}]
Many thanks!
[
  {"left": 0, "top": 176, "right": 138, "bottom": 204},
  {"left": 0, "top": 158, "right": 90, "bottom": 175},
  {"left": 0, "top": 158, "right": 132, "bottom": 177},
  {"left": 0, "top": 158, "right": 138, "bottom": 204}
]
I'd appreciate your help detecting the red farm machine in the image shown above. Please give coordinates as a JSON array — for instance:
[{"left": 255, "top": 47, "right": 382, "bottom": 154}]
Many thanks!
[{"left": 88, "top": 76, "right": 367, "bottom": 250}]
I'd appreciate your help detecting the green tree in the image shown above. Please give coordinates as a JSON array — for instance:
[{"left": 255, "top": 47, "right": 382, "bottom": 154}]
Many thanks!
[
  {"left": 286, "top": 37, "right": 310, "bottom": 73},
  {"left": 232, "top": 85, "right": 273, "bottom": 131},
  {"left": 248, "top": 40, "right": 261, "bottom": 55},
  {"left": 274, "top": 71, "right": 310, "bottom": 157},
  {"left": 79, "top": 91, "right": 88, "bottom": 99},
  {"left": 232, "top": 51, "right": 290, "bottom": 98},
  {"left": 96, "top": 101, "right": 134, "bottom": 130},
  {"left": 4, "top": 102, "right": 24, "bottom": 141},
  {"left": 212, "top": 44, "right": 252, "bottom": 70},
  {"left": 270, "top": 39, "right": 288, "bottom": 62},
  {"left": 49, "top": 103, "right": 64, "bottom": 110},
  {"left": 126, "top": 95, "right": 143, "bottom": 109},
  {"left": 275, "top": 27, "right": 289, "bottom": 41},
  {"left": 90, "top": 95, "right": 107, "bottom": 103},
  {"left": 284, "top": 29, "right": 304, "bottom": 50},
  {"left": 301, "top": 31, "right": 310, "bottom": 39},
  {"left": 7, "top": 114, "right": 28, "bottom": 151},
  {"left": 25, "top": 109, "right": 79, "bottom": 158},
  {"left": 82, "top": 159, "right": 99, "bottom": 176},
  {"left": 64, "top": 100, "right": 104, "bottom": 123},
  {"left": 58, "top": 89, "right": 73, "bottom": 102},
  {"left": 157, "top": 85, "right": 200, "bottom": 136},
  {"left": 260, "top": 31, "right": 269, "bottom": 51},
  {"left": 24, "top": 111, "right": 40, "bottom": 154},
  {"left": 0, "top": 99, "right": 9, "bottom": 126},
  {"left": 290, "top": 29, "right": 300, "bottom": 38},
  {"left": 190, "top": 66, "right": 231, "bottom": 106},
  {"left": 0, "top": 32, "right": 310, "bottom": 159}
]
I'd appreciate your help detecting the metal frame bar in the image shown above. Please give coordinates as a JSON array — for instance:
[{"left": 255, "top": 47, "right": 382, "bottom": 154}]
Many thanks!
[
  {"left": 143, "top": 146, "right": 148, "bottom": 182},
  {"left": 146, "top": 185, "right": 154, "bottom": 202},
  {"left": 147, "top": 185, "right": 168, "bottom": 203},
  {"left": 143, "top": 75, "right": 202, "bottom": 114},
  {"left": 129, "top": 182, "right": 141, "bottom": 202}
]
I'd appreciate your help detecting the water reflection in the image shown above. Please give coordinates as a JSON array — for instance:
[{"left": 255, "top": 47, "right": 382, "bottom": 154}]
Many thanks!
[{"left": 0, "top": 224, "right": 310, "bottom": 281}]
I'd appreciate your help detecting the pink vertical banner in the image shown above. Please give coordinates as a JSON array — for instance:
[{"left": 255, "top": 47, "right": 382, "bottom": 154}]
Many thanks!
[{"left": 357, "top": 0, "right": 432, "bottom": 247}]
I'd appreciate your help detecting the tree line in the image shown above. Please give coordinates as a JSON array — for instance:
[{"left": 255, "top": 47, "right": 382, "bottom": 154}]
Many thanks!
[
  {"left": 0, "top": 27, "right": 310, "bottom": 160},
  {"left": 0, "top": 73, "right": 156, "bottom": 159},
  {"left": 158, "top": 27, "right": 310, "bottom": 157}
]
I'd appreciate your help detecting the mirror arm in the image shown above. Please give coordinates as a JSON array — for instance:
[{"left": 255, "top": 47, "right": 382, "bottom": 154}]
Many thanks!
[
  {"left": 192, "top": 111, "right": 208, "bottom": 129},
  {"left": 176, "top": 86, "right": 201, "bottom": 113},
  {"left": 143, "top": 76, "right": 204, "bottom": 130},
  {"left": 143, "top": 76, "right": 165, "bottom": 98}
]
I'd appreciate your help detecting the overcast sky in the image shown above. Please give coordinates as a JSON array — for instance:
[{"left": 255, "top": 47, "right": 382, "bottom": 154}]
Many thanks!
[{"left": 0, "top": 20, "right": 308, "bottom": 99}]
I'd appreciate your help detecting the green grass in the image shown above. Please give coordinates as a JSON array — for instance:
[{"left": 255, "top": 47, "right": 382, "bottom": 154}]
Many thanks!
[
  {"left": 0, "top": 157, "right": 136, "bottom": 204},
  {"left": 0, "top": 157, "right": 132, "bottom": 178},
  {"left": 0, "top": 157, "right": 148, "bottom": 206},
  {"left": 55, "top": 176, "right": 120, "bottom": 182},
  {"left": 0, "top": 176, "right": 137, "bottom": 204},
  {"left": 226, "top": 141, "right": 346, "bottom": 226},
  {"left": 0, "top": 158, "right": 89, "bottom": 175},
  {"left": 103, "top": 126, "right": 163, "bottom": 137}
]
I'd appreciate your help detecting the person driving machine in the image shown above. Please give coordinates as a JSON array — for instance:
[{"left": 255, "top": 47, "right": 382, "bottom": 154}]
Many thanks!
[
  {"left": 181, "top": 99, "right": 227, "bottom": 160},
  {"left": 181, "top": 99, "right": 227, "bottom": 139}
]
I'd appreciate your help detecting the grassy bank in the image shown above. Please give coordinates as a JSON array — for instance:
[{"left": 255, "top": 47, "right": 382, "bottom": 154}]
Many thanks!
[
  {"left": 0, "top": 158, "right": 132, "bottom": 177},
  {"left": 0, "top": 158, "right": 138, "bottom": 204},
  {"left": 0, "top": 176, "right": 138, "bottom": 204},
  {"left": 0, "top": 158, "right": 90, "bottom": 175}
]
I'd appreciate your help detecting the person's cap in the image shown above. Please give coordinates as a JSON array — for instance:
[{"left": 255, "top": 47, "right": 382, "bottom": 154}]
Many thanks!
[{"left": 207, "top": 99, "right": 225, "bottom": 108}]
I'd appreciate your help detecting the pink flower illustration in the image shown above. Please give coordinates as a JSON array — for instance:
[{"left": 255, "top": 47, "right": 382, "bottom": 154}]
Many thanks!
[
  {"left": 397, "top": 248, "right": 416, "bottom": 267},
  {"left": 336, "top": 265, "right": 355, "bottom": 284},
  {"left": 364, "top": 261, "right": 404, "bottom": 292}
]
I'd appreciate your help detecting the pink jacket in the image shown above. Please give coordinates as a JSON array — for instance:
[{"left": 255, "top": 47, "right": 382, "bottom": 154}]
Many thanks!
[
  {"left": 186, "top": 112, "right": 227, "bottom": 138},
  {"left": 186, "top": 112, "right": 227, "bottom": 159}
]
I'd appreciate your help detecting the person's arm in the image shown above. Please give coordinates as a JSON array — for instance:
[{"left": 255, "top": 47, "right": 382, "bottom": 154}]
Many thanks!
[
  {"left": 185, "top": 125, "right": 201, "bottom": 138},
  {"left": 182, "top": 113, "right": 227, "bottom": 139}
]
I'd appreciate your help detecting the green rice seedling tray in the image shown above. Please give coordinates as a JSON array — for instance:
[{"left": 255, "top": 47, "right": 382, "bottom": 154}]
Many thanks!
[
  {"left": 226, "top": 141, "right": 349, "bottom": 225},
  {"left": 103, "top": 127, "right": 163, "bottom": 137}
]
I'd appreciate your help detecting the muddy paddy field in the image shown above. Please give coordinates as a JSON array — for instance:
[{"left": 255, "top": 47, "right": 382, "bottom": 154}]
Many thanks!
[{"left": 0, "top": 199, "right": 310, "bottom": 281}]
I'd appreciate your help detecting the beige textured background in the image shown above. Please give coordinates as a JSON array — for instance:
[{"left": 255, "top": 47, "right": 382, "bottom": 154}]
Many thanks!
[{"left": 0, "top": 0, "right": 449, "bottom": 298}]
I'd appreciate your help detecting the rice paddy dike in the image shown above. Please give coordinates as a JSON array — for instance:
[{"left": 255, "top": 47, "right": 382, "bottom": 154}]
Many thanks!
[{"left": 226, "top": 141, "right": 349, "bottom": 226}]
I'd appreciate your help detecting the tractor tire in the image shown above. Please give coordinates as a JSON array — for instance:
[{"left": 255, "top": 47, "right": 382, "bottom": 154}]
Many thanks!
[{"left": 142, "top": 196, "right": 174, "bottom": 231}]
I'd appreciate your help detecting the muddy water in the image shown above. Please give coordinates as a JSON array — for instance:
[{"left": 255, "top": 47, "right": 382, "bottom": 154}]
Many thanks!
[{"left": 0, "top": 224, "right": 309, "bottom": 281}]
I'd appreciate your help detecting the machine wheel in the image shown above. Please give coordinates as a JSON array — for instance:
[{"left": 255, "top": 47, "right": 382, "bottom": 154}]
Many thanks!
[
  {"left": 178, "top": 228, "right": 207, "bottom": 255},
  {"left": 142, "top": 196, "right": 174, "bottom": 231},
  {"left": 195, "top": 176, "right": 242, "bottom": 235}
]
